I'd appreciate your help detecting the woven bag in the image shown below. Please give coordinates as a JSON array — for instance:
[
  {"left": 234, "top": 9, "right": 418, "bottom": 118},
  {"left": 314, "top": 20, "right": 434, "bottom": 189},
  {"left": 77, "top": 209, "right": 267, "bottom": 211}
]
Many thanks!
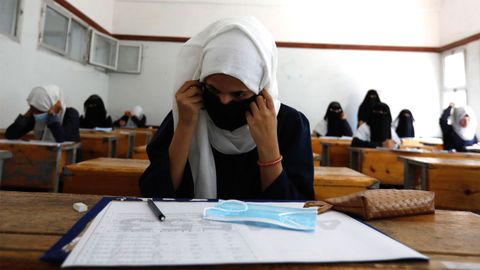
[{"left": 304, "top": 189, "right": 435, "bottom": 220}]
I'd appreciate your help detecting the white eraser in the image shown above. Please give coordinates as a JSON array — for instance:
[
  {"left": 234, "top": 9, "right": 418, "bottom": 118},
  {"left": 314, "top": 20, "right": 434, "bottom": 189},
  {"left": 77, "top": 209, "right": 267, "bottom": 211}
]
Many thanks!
[{"left": 73, "top": 202, "right": 88, "bottom": 213}]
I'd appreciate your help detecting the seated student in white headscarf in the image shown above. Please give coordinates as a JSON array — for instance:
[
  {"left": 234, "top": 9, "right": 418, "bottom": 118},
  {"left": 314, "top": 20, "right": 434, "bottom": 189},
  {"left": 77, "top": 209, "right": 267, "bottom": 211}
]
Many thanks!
[
  {"left": 312, "top": 101, "right": 353, "bottom": 137},
  {"left": 139, "top": 17, "right": 314, "bottom": 200},
  {"left": 5, "top": 85, "right": 80, "bottom": 143},
  {"left": 113, "top": 105, "right": 147, "bottom": 128},
  {"left": 392, "top": 109, "right": 415, "bottom": 138},
  {"left": 351, "top": 102, "right": 400, "bottom": 149},
  {"left": 440, "top": 103, "right": 478, "bottom": 152}
]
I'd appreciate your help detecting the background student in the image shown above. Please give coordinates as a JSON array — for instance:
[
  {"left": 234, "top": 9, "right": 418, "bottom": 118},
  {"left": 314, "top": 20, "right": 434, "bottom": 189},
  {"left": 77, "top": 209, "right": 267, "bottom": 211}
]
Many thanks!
[
  {"left": 351, "top": 102, "right": 400, "bottom": 149},
  {"left": 393, "top": 109, "right": 415, "bottom": 138},
  {"left": 113, "top": 105, "right": 147, "bottom": 128},
  {"left": 357, "top": 89, "right": 381, "bottom": 127},
  {"left": 5, "top": 85, "right": 80, "bottom": 143},
  {"left": 312, "top": 101, "right": 353, "bottom": 137},
  {"left": 439, "top": 103, "right": 478, "bottom": 152},
  {"left": 139, "top": 17, "right": 314, "bottom": 200},
  {"left": 79, "top": 95, "right": 113, "bottom": 129}
]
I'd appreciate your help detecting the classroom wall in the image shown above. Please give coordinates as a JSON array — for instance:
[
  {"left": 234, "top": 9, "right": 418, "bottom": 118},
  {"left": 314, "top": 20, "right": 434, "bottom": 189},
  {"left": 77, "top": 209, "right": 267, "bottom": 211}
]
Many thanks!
[
  {"left": 0, "top": 0, "right": 110, "bottom": 128},
  {"left": 439, "top": 0, "right": 480, "bottom": 44},
  {"left": 66, "top": 0, "right": 114, "bottom": 32}
]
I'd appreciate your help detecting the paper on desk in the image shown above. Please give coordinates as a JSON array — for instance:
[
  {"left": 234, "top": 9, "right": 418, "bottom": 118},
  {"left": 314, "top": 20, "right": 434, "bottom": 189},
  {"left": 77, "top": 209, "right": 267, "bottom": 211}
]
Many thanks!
[{"left": 62, "top": 201, "right": 427, "bottom": 267}]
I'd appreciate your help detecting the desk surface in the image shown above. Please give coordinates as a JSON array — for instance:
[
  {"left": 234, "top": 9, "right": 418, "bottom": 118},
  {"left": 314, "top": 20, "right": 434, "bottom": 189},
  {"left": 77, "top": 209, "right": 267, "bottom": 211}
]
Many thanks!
[
  {"left": 65, "top": 157, "right": 149, "bottom": 173},
  {"left": 314, "top": 167, "right": 377, "bottom": 182},
  {"left": 400, "top": 156, "right": 480, "bottom": 168},
  {"left": 1, "top": 191, "right": 479, "bottom": 269}
]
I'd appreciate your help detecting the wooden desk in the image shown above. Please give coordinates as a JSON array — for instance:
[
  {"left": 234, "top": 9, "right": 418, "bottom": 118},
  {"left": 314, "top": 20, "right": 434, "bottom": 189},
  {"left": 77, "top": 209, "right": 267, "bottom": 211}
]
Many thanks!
[
  {"left": 79, "top": 132, "right": 117, "bottom": 160},
  {"left": 319, "top": 138, "right": 351, "bottom": 167},
  {"left": 349, "top": 148, "right": 480, "bottom": 186},
  {"left": 1, "top": 191, "right": 479, "bottom": 269},
  {"left": 0, "top": 140, "right": 79, "bottom": 192},
  {"left": 63, "top": 158, "right": 149, "bottom": 196},
  {"left": 400, "top": 157, "right": 480, "bottom": 211},
  {"left": 116, "top": 127, "right": 155, "bottom": 147},
  {"left": 314, "top": 167, "right": 379, "bottom": 200},
  {"left": 132, "top": 145, "right": 148, "bottom": 160},
  {"left": 311, "top": 137, "right": 322, "bottom": 155},
  {"left": 0, "top": 150, "right": 13, "bottom": 183},
  {"left": 401, "top": 138, "right": 444, "bottom": 151}
]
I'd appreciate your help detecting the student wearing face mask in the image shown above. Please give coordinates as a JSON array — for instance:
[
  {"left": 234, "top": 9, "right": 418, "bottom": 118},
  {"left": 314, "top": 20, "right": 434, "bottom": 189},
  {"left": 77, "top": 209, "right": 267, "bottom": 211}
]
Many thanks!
[
  {"left": 312, "top": 101, "right": 353, "bottom": 137},
  {"left": 357, "top": 89, "right": 381, "bottom": 127},
  {"left": 79, "top": 95, "right": 113, "bottom": 129},
  {"left": 5, "top": 85, "right": 80, "bottom": 143},
  {"left": 392, "top": 109, "right": 415, "bottom": 138},
  {"left": 139, "top": 17, "right": 314, "bottom": 200},
  {"left": 440, "top": 104, "right": 478, "bottom": 152},
  {"left": 351, "top": 102, "right": 400, "bottom": 149}
]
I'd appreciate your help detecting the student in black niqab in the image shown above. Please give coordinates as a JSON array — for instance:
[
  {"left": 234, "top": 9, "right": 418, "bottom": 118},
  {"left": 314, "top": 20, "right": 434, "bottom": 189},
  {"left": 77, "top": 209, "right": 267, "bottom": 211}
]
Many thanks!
[
  {"left": 313, "top": 102, "right": 353, "bottom": 137},
  {"left": 357, "top": 89, "right": 381, "bottom": 127},
  {"left": 394, "top": 109, "right": 415, "bottom": 138},
  {"left": 79, "top": 95, "right": 113, "bottom": 129}
]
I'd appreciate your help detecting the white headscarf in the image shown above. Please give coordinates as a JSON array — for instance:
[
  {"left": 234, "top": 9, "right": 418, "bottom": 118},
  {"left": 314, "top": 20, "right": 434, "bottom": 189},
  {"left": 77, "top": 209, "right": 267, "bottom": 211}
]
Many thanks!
[
  {"left": 27, "top": 85, "right": 66, "bottom": 142},
  {"left": 172, "top": 17, "right": 280, "bottom": 199},
  {"left": 451, "top": 106, "right": 477, "bottom": 140},
  {"left": 132, "top": 105, "right": 144, "bottom": 118}
]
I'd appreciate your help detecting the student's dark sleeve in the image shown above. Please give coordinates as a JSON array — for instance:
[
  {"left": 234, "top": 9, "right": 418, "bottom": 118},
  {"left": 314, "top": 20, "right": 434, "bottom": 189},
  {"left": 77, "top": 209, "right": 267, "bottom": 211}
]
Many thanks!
[
  {"left": 262, "top": 107, "right": 315, "bottom": 200},
  {"left": 351, "top": 137, "right": 380, "bottom": 148},
  {"left": 104, "top": 116, "right": 113, "bottom": 127},
  {"left": 139, "top": 111, "right": 194, "bottom": 198},
  {"left": 113, "top": 115, "right": 128, "bottom": 127},
  {"left": 47, "top": 108, "right": 80, "bottom": 142},
  {"left": 439, "top": 106, "right": 452, "bottom": 136},
  {"left": 5, "top": 114, "right": 35, "bottom": 139},
  {"left": 132, "top": 115, "right": 147, "bottom": 128},
  {"left": 342, "top": 120, "right": 353, "bottom": 136}
]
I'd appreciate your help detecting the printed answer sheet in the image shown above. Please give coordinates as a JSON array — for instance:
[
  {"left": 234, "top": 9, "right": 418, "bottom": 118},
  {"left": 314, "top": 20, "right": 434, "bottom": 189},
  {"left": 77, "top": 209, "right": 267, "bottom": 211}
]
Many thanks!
[{"left": 62, "top": 201, "right": 427, "bottom": 267}]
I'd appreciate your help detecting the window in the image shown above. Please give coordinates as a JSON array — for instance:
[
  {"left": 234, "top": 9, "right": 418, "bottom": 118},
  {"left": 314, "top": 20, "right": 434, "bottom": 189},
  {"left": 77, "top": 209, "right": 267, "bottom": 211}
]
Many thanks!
[
  {"left": 442, "top": 50, "right": 467, "bottom": 108},
  {"left": 0, "top": 0, "right": 21, "bottom": 38},
  {"left": 67, "top": 19, "right": 89, "bottom": 63},
  {"left": 40, "top": 4, "right": 70, "bottom": 54},
  {"left": 89, "top": 30, "right": 119, "bottom": 70},
  {"left": 116, "top": 44, "right": 143, "bottom": 73}
]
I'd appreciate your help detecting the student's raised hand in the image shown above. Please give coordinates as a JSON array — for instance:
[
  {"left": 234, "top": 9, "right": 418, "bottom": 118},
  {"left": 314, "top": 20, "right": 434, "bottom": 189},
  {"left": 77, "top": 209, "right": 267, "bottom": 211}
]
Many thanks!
[
  {"left": 125, "top": 111, "right": 132, "bottom": 117},
  {"left": 383, "top": 139, "right": 396, "bottom": 149},
  {"left": 175, "top": 80, "right": 203, "bottom": 128},
  {"left": 246, "top": 89, "right": 280, "bottom": 162},
  {"left": 48, "top": 101, "right": 62, "bottom": 115},
  {"left": 24, "top": 107, "right": 33, "bottom": 117}
]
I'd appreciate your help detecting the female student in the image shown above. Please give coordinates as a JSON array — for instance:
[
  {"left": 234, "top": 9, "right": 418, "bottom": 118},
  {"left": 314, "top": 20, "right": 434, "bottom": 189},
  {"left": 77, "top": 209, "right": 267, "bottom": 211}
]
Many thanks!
[
  {"left": 357, "top": 89, "right": 381, "bottom": 127},
  {"left": 5, "top": 85, "right": 80, "bottom": 142},
  {"left": 139, "top": 17, "right": 314, "bottom": 200},
  {"left": 79, "top": 95, "right": 112, "bottom": 129},
  {"left": 312, "top": 101, "right": 353, "bottom": 137},
  {"left": 393, "top": 109, "right": 415, "bottom": 138},
  {"left": 351, "top": 102, "right": 400, "bottom": 148},
  {"left": 113, "top": 105, "right": 147, "bottom": 128},
  {"left": 440, "top": 104, "right": 478, "bottom": 152}
]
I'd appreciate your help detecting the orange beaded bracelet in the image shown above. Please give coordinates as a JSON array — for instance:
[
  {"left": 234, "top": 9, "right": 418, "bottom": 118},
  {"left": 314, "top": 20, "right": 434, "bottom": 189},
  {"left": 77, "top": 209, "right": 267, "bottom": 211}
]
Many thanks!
[{"left": 257, "top": 155, "right": 283, "bottom": 168}]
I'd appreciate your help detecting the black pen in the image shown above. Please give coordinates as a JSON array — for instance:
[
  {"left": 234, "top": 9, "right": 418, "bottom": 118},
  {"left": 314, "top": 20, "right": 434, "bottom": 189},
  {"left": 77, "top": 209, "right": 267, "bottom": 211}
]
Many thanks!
[{"left": 147, "top": 199, "right": 166, "bottom": 221}]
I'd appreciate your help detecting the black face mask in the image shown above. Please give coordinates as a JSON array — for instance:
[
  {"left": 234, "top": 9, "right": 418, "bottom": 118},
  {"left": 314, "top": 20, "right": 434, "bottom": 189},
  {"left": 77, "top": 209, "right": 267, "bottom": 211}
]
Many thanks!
[{"left": 202, "top": 85, "right": 257, "bottom": 131}]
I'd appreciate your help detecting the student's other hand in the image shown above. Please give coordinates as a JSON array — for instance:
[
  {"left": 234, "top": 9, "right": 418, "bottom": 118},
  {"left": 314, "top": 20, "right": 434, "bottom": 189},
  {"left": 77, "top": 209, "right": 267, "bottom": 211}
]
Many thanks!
[
  {"left": 24, "top": 107, "right": 33, "bottom": 117},
  {"left": 175, "top": 80, "right": 203, "bottom": 127},
  {"left": 383, "top": 139, "right": 396, "bottom": 149},
  {"left": 48, "top": 101, "right": 62, "bottom": 115},
  {"left": 119, "top": 120, "right": 127, "bottom": 127},
  {"left": 125, "top": 111, "right": 132, "bottom": 117},
  {"left": 341, "top": 112, "right": 347, "bottom": 120},
  {"left": 246, "top": 89, "right": 280, "bottom": 162},
  {"left": 449, "top": 102, "right": 455, "bottom": 108}
]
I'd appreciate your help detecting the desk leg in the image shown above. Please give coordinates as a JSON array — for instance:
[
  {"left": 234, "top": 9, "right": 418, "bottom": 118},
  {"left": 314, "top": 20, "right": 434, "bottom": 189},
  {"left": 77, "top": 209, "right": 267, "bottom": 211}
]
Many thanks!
[
  {"left": 321, "top": 144, "right": 330, "bottom": 166},
  {"left": 404, "top": 161, "right": 415, "bottom": 189}
]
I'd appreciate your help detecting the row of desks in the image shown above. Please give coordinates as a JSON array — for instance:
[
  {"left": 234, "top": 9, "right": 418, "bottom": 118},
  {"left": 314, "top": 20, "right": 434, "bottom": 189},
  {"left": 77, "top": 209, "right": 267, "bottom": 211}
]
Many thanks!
[{"left": 1, "top": 191, "right": 479, "bottom": 269}]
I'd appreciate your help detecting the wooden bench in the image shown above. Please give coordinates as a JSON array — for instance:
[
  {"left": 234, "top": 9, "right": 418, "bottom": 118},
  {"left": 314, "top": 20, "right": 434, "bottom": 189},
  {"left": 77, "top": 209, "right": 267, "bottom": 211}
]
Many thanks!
[
  {"left": 63, "top": 158, "right": 149, "bottom": 196},
  {"left": 0, "top": 150, "right": 13, "bottom": 183},
  {"left": 0, "top": 140, "right": 79, "bottom": 192},
  {"left": 79, "top": 132, "right": 118, "bottom": 160},
  {"left": 314, "top": 167, "right": 379, "bottom": 200},
  {"left": 132, "top": 145, "right": 148, "bottom": 160},
  {"left": 349, "top": 147, "right": 480, "bottom": 186},
  {"left": 318, "top": 137, "right": 352, "bottom": 167},
  {"left": 400, "top": 156, "right": 480, "bottom": 211}
]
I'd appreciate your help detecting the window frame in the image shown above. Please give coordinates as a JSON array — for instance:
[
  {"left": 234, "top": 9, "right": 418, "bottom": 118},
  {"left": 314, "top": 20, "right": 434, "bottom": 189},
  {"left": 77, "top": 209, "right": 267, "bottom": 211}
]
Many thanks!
[
  {"left": 0, "top": 0, "right": 23, "bottom": 40},
  {"left": 89, "top": 30, "right": 119, "bottom": 70},
  {"left": 39, "top": 0, "right": 72, "bottom": 55},
  {"left": 115, "top": 44, "right": 143, "bottom": 74},
  {"left": 441, "top": 49, "right": 468, "bottom": 108},
  {"left": 66, "top": 17, "right": 90, "bottom": 64}
]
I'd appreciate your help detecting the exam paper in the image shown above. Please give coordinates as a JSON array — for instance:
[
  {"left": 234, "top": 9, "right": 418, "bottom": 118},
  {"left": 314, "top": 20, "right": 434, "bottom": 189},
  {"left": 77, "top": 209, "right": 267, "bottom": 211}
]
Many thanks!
[{"left": 62, "top": 201, "right": 427, "bottom": 267}]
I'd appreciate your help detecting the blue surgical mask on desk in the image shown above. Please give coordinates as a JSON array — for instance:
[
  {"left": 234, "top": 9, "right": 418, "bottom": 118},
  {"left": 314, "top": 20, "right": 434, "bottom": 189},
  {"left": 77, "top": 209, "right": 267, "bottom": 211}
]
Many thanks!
[
  {"left": 203, "top": 200, "right": 317, "bottom": 231},
  {"left": 33, "top": 112, "right": 49, "bottom": 122}
]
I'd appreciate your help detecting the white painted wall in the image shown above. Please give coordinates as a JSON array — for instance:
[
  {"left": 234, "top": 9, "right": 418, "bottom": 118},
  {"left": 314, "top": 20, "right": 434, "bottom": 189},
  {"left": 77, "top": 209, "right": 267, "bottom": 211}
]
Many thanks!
[
  {"left": 108, "top": 42, "right": 441, "bottom": 137},
  {"left": 66, "top": 0, "right": 114, "bottom": 32},
  {"left": 439, "top": 0, "right": 480, "bottom": 45},
  {"left": 113, "top": 0, "right": 441, "bottom": 46},
  {"left": 0, "top": 0, "right": 109, "bottom": 128}
]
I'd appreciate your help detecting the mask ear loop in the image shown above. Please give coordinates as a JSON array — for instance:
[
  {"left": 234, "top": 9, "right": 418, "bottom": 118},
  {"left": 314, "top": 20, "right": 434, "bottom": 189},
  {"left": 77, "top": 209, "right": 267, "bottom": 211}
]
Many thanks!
[{"left": 203, "top": 200, "right": 248, "bottom": 217}]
